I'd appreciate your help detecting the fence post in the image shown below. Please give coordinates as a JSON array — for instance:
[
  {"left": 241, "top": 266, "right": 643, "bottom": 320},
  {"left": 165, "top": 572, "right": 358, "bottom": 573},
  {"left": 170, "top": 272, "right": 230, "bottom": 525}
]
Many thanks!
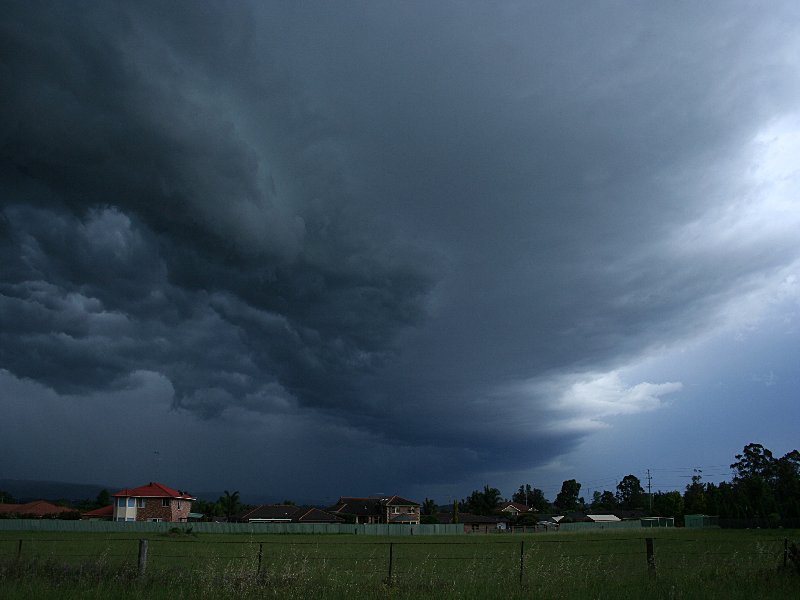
[
  {"left": 257, "top": 542, "right": 264, "bottom": 575},
  {"left": 138, "top": 539, "right": 149, "bottom": 577},
  {"left": 645, "top": 537, "right": 655, "bottom": 578},
  {"left": 519, "top": 540, "right": 525, "bottom": 585},
  {"left": 17, "top": 539, "right": 22, "bottom": 559},
  {"left": 388, "top": 542, "right": 394, "bottom": 584},
  {"left": 784, "top": 538, "right": 788, "bottom": 569}
]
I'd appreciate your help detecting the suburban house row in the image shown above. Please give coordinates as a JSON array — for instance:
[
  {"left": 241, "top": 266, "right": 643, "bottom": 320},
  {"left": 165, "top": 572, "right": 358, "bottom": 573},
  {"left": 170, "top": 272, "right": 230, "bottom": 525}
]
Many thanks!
[{"left": 77, "top": 481, "right": 512, "bottom": 532}]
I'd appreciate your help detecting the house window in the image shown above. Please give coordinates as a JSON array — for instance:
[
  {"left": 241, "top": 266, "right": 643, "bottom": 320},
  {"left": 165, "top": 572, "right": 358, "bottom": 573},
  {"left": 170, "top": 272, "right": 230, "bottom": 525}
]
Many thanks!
[
  {"left": 392, "top": 507, "right": 399, "bottom": 514},
  {"left": 162, "top": 499, "right": 170, "bottom": 507},
  {"left": 177, "top": 500, "right": 181, "bottom": 509},
  {"left": 126, "top": 517, "right": 135, "bottom": 522},
  {"left": 117, "top": 498, "right": 125, "bottom": 507},
  {"left": 409, "top": 507, "right": 415, "bottom": 513},
  {"left": 127, "top": 498, "right": 135, "bottom": 508},
  {"left": 137, "top": 498, "right": 145, "bottom": 508},
  {"left": 148, "top": 518, "right": 162, "bottom": 522}
]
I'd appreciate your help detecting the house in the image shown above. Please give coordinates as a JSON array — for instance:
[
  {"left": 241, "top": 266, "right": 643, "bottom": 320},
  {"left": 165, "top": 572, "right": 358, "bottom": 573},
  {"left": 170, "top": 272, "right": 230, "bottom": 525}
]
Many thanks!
[
  {"left": 112, "top": 482, "right": 194, "bottom": 522},
  {"left": 435, "top": 512, "right": 508, "bottom": 534},
  {"left": 0, "top": 500, "right": 73, "bottom": 518},
  {"left": 328, "top": 495, "right": 421, "bottom": 525},
  {"left": 81, "top": 504, "right": 114, "bottom": 520},
  {"left": 234, "top": 504, "right": 345, "bottom": 524},
  {"left": 498, "top": 501, "right": 535, "bottom": 517}
]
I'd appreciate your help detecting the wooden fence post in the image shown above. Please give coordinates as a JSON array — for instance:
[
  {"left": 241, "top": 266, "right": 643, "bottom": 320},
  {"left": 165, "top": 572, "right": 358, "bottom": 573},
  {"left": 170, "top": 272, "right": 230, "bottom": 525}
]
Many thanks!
[
  {"left": 388, "top": 542, "right": 394, "bottom": 584},
  {"left": 784, "top": 538, "right": 788, "bottom": 569},
  {"left": 17, "top": 539, "right": 22, "bottom": 559},
  {"left": 519, "top": 540, "right": 525, "bottom": 585},
  {"left": 257, "top": 542, "right": 264, "bottom": 575},
  {"left": 645, "top": 537, "right": 656, "bottom": 578},
  {"left": 138, "top": 539, "right": 148, "bottom": 577}
]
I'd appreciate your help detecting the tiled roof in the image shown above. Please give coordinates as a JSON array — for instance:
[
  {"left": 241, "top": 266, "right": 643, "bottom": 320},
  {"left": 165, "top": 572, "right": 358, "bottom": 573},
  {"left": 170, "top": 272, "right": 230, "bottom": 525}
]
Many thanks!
[
  {"left": 383, "top": 495, "right": 420, "bottom": 506},
  {"left": 0, "top": 500, "right": 70, "bottom": 517},
  {"left": 329, "top": 495, "right": 420, "bottom": 515},
  {"left": 295, "top": 507, "right": 345, "bottom": 523},
  {"left": 112, "top": 482, "right": 194, "bottom": 500},
  {"left": 499, "top": 502, "right": 532, "bottom": 512},
  {"left": 234, "top": 505, "right": 344, "bottom": 523},
  {"left": 81, "top": 504, "right": 114, "bottom": 518}
]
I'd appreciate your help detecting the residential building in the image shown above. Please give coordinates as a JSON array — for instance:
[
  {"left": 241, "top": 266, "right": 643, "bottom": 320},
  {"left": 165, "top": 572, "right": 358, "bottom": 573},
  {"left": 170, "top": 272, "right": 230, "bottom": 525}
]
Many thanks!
[
  {"left": 435, "top": 512, "right": 508, "bottom": 533},
  {"left": 81, "top": 504, "right": 114, "bottom": 520},
  {"left": 112, "top": 482, "right": 194, "bottom": 522},
  {"left": 498, "top": 501, "right": 535, "bottom": 517},
  {"left": 0, "top": 500, "right": 72, "bottom": 518},
  {"left": 234, "top": 504, "right": 345, "bottom": 524},
  {"left": 328, "top": 495, "right": 421, "bottom": 525}
]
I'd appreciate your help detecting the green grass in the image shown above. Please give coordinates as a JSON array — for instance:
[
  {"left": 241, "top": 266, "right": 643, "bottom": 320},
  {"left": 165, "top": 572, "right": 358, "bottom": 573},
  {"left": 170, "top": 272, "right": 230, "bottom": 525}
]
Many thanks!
[{"left": 0, "top": 529, "right": 796, "bottom": 599}]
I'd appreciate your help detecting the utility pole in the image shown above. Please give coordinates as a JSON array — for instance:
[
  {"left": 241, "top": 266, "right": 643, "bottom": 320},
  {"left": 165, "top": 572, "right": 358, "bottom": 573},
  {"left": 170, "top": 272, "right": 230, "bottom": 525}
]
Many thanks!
[{"left": 646, "top": 469, "right": 653, "bottom": 513}]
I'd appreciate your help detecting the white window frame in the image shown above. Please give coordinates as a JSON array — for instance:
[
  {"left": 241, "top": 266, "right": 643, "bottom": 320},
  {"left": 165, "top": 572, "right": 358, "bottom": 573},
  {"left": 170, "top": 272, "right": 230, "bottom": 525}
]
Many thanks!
[{"left": 137, "top": 498, "right": 146, "bottom": 508}]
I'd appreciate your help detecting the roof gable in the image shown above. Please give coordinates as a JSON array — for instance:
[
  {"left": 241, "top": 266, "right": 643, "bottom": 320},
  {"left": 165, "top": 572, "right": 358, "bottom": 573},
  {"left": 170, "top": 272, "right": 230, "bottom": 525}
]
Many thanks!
[{"left": 113, "top": 482, "right": 194, "bottom": 500}]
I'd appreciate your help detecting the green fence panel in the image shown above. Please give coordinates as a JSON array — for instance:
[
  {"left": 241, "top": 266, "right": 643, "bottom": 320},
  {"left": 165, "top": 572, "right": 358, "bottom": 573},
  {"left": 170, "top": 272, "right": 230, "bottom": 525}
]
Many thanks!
[
  {"left": 558, "top": 520, "right": 643, "bottom": 532},
  {"left": 0, "top": 520, "right": 463, "bottom": 535}
]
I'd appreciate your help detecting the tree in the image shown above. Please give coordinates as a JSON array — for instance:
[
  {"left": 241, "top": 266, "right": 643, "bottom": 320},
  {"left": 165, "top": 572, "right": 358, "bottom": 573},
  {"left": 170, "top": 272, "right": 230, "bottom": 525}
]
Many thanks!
[
  {"left": 683, "top": 471, "right": 707, "bottom": 515},
  {"left": 652, "top": 491, "right": 684, "bottom": 524},
  {"left": 512, "top": 484, "right": 550, "bottom": 511},
  {"left": 96, "top": 489, "right": 111, "bottom": 508},
  {"left": 220, "top": 490, "right": 241, "bottom": 521},
  {"left": 591, "top": 490, "right": 617, "bottom": 510},
  {"left": 452, "top": 500, "right": 459, "bottom": 524},
  {"left": 616, "top": 475, "right": 645, "bottom": 510},
  {"left": 0, "top": 490, "right": 16, "bottom": 504},
  {"left": 554, "top": 479, "right": 581, "bottom": 511},
  {"left": 730, "top": 443, "right": 777, "bottom": 518},
  {"left": 463, "top": 485, "right": 502, "bottom": 516},
  {"left": 422, "top": 498, "right": 437, "bottom": 516}
]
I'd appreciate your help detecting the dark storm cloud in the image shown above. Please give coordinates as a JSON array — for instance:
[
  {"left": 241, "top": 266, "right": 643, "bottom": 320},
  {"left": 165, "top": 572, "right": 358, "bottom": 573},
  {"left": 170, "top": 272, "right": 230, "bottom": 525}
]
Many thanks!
[
  {"left": 3, "top": 1, "right": 800, "bottom": 493},
  {"left": 1, "top": 0, "right": 436, "bottom": 422}
]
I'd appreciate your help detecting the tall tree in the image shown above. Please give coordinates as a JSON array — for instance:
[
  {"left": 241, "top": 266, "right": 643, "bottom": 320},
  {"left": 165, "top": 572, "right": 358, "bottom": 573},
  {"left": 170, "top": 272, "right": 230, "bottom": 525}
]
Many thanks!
[
  {"left": 512, "top": 484, "right": 549, "bottom": 511},
  {"left": 463, "top": 485, "right": 502, "bottom": 515},
  {"left": 730, "top": 443, "right": 776, "bottom": 518},
  {"left": 220, "top": 490, "right": 241, "bottom": 521},
  {"left": 554, "top": 479, "right": 581, "bottom": 511},
  {"left": 652, "top": 491, "right": 684, "bottom": 523},
  {"left": 422, "top": 498, "right": 437, "bottom": 516},
  {"left": 684, "top": 472, "right": 707, "bottom": 515},
  {"left": 96, "top": 489, "right": 111, "bottom": 508},
  {"left": 616, "top": 475, "right": 645, "bottom": 510},
  {"left": 591, "top": 490, "right": 617, "bottom": 510}
]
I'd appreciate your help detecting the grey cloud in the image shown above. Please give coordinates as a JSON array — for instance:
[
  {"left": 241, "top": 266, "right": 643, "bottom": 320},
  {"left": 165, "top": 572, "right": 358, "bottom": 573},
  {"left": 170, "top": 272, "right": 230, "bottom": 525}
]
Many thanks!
[{"left": 3, "top": 1, "right": 800, "bottom": 494}]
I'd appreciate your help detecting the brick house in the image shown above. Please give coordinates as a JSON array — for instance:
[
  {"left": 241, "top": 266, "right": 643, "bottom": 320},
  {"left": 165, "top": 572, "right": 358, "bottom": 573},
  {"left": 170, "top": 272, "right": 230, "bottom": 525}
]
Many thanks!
[
  {"left": 328, "top": 496, "right": 421, "bottom": 525},
  {"left": 112, "top": 482, "right": 194, "bottom": 522}
]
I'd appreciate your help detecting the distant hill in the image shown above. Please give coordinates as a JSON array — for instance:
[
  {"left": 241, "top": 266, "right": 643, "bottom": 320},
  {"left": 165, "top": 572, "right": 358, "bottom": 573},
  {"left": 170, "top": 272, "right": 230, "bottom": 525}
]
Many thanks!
[{"left": 0, "top": 479, "right": 117, "bottom": 503}]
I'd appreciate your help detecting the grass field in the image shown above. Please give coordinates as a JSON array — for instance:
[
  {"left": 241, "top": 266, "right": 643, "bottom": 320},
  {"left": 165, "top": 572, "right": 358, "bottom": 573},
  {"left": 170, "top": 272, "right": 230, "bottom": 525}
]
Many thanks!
[{"left": 0, "top": 528, "right": 797, "bottom": 599}]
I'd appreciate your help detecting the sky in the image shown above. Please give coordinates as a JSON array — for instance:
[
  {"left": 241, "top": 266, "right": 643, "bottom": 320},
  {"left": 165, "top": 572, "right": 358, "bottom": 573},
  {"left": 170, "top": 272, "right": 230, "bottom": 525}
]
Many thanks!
[{"left": 2, "top": 1, "right": 800, "bottom": 506}]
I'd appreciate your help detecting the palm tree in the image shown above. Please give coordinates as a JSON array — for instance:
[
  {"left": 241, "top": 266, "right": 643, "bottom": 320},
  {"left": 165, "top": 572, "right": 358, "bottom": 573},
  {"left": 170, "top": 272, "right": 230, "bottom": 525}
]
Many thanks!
[{"left": 220, "top": 490, "right": 241, "bottom": 521}]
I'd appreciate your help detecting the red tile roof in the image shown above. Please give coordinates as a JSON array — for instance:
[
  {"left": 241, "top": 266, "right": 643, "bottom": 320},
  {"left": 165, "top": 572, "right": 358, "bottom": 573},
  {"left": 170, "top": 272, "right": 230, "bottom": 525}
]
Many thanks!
[
  {"left": 112, "top": 482, "right": 194, "bottom": 500},
  {"left": 0, "top": 500, "right": 71, "bottom": 517},
  {"left": 81, "top": 504, "right": 114, "bottom": 518}
]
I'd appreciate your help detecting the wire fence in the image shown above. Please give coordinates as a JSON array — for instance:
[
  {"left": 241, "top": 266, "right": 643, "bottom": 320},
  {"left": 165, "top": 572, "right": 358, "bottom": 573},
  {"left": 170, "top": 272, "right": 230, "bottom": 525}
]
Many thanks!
[{"left": 0, "top": 533, "right": 793, "bottom": 585}]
